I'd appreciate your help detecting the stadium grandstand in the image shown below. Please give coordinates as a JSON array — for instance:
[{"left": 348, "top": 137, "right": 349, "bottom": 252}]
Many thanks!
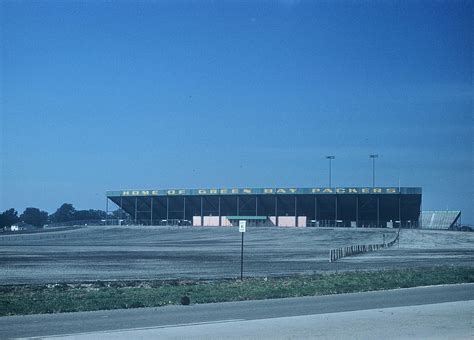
[
  {"left": 106, "top": 187, "right": 422, "bottom": 228},
  {"left": 420, "top": 210, "right": 461, "bottom": 230}
]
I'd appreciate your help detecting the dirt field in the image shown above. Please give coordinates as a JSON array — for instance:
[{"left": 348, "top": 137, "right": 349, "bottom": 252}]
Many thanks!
[{"left": 0, "top": 226, "right": 472, "bottom": 284}]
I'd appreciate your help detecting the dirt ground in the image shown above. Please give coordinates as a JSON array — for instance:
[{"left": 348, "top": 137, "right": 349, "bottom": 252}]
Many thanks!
[{"left": 0, "top": 226, "right": 472, "bottom": 284}]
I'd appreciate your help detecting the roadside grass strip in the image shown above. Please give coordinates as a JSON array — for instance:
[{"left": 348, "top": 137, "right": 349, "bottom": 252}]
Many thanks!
[{"left": 1, "top": 266, "right": 473, "bottom": 316}]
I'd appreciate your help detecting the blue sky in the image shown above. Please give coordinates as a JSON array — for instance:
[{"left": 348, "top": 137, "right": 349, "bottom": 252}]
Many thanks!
[{"left": 1, "top": 1, "right": 472, "bottom": 222}]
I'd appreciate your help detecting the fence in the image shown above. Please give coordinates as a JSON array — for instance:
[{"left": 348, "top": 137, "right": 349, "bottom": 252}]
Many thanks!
[
  {"left": 329, "top": 229, "right": 400, "bottom": 262},
  {"left": 44, "top": 219, "right": 125, "bottom": 228}
]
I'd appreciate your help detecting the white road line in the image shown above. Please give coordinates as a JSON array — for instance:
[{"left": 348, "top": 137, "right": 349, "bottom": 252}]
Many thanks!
[{"left": 24, "top": 319, "right": 246, "bottom": 340}]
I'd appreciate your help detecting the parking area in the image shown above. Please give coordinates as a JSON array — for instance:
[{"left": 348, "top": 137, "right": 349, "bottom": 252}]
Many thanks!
[{"left": 0, "top": 226, "right": 472, "bottom": 284}]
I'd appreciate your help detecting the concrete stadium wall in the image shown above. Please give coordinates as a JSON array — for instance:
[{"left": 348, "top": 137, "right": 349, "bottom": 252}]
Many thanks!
[{"left": 192, "top": 216, "right": 307, "bottom": 227}]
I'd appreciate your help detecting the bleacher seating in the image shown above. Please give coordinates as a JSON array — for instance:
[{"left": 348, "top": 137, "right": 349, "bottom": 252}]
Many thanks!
[{"left": 420, "top": 211, "right": 461, "bottom": 230}]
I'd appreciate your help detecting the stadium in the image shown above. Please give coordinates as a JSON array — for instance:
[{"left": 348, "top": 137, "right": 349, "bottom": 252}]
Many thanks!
[{"left": 106, "top": 186, "right": 422, "bottom": 228}]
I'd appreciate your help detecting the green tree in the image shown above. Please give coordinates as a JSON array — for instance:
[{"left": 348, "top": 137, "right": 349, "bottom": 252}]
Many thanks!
[
  {"left": 0, "top": 208, "right": 20, "bottom": 227},
  {"left": 50, "top": 203, "right": 76, "bottom": 223},
  {"left": 110, "top": 208, "right": 130, "bottom": 220},
  {"left": 74, "top": 209, "right": 107, "bottom": 221},
  {"left": 20, "top": 207, "right": 49, "bottom": 227}
]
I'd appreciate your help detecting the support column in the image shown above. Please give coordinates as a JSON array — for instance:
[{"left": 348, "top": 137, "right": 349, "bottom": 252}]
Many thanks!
[
  {"left": 218, "top": 196, "right": 221, "bottom": 226},
  {"left": 314, "top": 196, "right": 318, "bottom": 227},
  {"left": 418, "top": 195, "right": 422, "bottom": 229},
  {"left": 183, "top": 196, "right": 186, "bottom": 221},
  {"left": 200, "top": 196, "right": 203, "bottom": 226},
  {"left": 166, "top": 197, "right": 169, "bottom": 223},
  {"left": 237, "top": 196, "right": 240, "bottom": 216},
  {"left": 398, "top": 194, "right": 401, "bottom": 229},
  {"left": 275, "top": 195, "right": 278, "bottom": 226},
  {"left": 105, "top": 197, "right": 109, "bottom": 226},
  {"left": 150, "top": 197, "right": 153, "bottom": 226},
  {"left": 294, "top": 195, "right": 298, "bottom": 227},
  {"left": 134, "top": 197, "right": 138, "bottom": 224},
  {"left": 335, "top": 195, "right": 338, "bottom": 227},
  {"left": 377, "top": 196, "right": 380, "bottom": 228},
  {"left": 255, "top": 196, "right": 258, "bottom": 216},
  {"left": 356, "top": 196, "right": 359, "bottom": 227},
  {"left": 120, "top": 197, "right": 123, "bottom": 221}
]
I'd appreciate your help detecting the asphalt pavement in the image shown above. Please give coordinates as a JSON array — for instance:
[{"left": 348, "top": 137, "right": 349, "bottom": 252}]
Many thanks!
[
  {"left": 1, "top": 283, "right": 472, "bottom": 339},
  {"left": 39, "top": 301, "right": 474, "bottom": 339}
]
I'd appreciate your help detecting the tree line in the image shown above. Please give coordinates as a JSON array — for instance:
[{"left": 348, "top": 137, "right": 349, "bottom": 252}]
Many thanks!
[{"left": 0, "top": 204, "right": 124, "bottom": 228}]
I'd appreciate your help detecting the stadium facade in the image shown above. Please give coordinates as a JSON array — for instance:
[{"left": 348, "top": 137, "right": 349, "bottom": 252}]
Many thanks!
[{"left": 106, "top": 187, "right": 422, "bottom": 228}]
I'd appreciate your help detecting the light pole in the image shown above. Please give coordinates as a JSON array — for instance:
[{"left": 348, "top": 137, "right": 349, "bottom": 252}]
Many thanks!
[
  {"left": 326, "top": 156, "right": 335, "bottom": 187},
  {"left": 369, "top": 154, "right": 378, "bottom": 187}
]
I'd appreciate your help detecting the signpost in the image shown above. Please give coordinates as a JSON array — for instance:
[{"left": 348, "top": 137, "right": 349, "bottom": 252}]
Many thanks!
[{"left": 239, "top": 220, "right": 246, "bottom": 280}]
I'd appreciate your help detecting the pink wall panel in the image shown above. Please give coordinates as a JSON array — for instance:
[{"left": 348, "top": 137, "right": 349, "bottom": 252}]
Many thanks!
[
  {"left": 298, "top": 216, "right": 307, "bottom": 227},
  {"left": 194, "top": 215, "right": 306, "bottom": 227},
  {"left": 192, "top": 216, "right": 202, "bottom": 226},
  {"left": 278, "top": 216, "right": 297, "bottom": 227},
  {"left": 203, "top": 216, "right": 220, "bottom": 226}
]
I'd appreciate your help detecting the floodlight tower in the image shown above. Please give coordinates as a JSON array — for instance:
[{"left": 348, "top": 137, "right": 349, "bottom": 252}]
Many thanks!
[
  {"left": 326, "top": 156, "right": 335, "bottom": 187},
  {"left": 369, "top": 154, "right": 379, "bottom": 187}
]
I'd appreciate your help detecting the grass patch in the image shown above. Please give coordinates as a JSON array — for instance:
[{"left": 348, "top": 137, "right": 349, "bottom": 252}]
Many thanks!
[{"left": 1, "top": 266, "right": 472, "bottom": 316}]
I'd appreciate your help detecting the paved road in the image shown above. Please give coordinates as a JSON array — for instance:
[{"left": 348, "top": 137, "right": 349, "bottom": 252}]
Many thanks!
[
  {"left": 41, "top": 301, "right": 474, "bottom": 339},
  {"left": 1, "top": 284, "right": 472, "bottom": 339}
]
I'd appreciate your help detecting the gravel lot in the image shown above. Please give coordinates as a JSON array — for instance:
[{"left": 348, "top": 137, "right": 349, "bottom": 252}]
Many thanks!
[{"left": 0, "top": 226, "right": 472, "bottom": 284}]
